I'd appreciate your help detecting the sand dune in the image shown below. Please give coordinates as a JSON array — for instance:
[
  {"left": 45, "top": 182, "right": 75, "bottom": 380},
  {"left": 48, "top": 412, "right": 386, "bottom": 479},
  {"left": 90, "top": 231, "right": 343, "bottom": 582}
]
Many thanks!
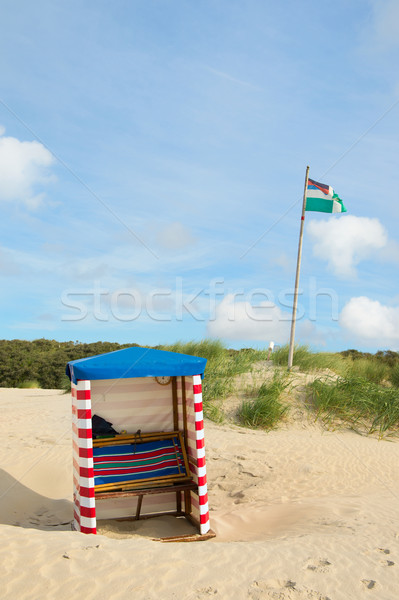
[{"left": 1, "top": 387, "right": 399, "bottom": 599}]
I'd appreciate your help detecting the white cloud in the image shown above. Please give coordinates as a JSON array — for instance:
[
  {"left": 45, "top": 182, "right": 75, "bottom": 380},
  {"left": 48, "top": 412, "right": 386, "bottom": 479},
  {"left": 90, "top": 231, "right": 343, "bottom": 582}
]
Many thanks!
[
  {"left": 156, "top": 221, "right": 196, "bottom": 250},
  {"left": 207, "top": 293, "right": 291, "bottom": 342},
  {"left": 307, "top": 215, "right": 388, "bottom": 278},
  {"left": 340, "top": 296, "right": 399, "bottom": 347},
  {"left": 0, "top": 127, "right": 55, "bottom": 208}
]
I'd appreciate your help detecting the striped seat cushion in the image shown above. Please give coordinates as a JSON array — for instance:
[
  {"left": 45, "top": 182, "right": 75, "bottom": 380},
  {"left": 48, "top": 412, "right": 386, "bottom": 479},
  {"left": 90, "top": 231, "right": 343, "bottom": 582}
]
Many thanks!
[{"left": 93, "top": 436, "right": 187, "bottom": 486}]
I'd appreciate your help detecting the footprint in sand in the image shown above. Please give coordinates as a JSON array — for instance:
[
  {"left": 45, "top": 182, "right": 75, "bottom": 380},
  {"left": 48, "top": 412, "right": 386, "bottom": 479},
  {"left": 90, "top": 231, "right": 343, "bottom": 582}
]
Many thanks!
[
  {"left": 249, "top": 579, "right": 331, "bottom": 599},
  {"left": 376, "top": 548, "right": 394, "bottom": 567},
  {"left": 381, "top": 560, "right": 395, "bottom": 567},
  {"left": 37, "top": 436, "right": 57, "bottom": 444},
  {"left": 28, "top": 507, "right": 71, "bottom": 528},
  {"left": 361, "top": 579, "right": 376, "bottom": 590},
  {"left": 192, "top": 587, "right": 218, "bottom": 598},
  {"left": 304, "top": 558, "right": 332, "bottom": 573}
]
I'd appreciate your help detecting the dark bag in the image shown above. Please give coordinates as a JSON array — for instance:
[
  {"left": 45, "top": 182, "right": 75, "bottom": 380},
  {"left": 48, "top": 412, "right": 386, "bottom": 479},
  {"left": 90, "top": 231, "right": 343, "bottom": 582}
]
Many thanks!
[{"left": 92, "top": 414, "right": 118, "bottom": 438}]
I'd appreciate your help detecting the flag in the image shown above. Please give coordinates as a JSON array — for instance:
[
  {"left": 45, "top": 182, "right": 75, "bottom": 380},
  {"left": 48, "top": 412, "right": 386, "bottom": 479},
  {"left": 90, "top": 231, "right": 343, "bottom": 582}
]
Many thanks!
[{"left": 306, "top": 178, "right": 347, "bottom": 213}]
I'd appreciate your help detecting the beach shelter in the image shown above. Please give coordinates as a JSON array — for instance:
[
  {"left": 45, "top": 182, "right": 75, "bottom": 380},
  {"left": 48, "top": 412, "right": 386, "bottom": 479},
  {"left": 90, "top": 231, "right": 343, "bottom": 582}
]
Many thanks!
[{"left": 66, "top": 347, "right": 213, "bottom": 540}]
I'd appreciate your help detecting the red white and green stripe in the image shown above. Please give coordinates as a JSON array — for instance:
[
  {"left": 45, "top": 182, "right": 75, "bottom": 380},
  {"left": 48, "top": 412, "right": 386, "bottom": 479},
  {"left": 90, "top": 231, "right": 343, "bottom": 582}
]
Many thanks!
[
  {"left": 306, "top": 178, "right": 347, "bottom": 214},
  {"left": 93, "top": 438, "right": 186, "bottom": 485}
]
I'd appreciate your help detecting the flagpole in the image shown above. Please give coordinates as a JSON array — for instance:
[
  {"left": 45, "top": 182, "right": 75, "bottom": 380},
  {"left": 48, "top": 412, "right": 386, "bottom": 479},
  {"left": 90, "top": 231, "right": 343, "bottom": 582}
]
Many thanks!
[{"left": 288, "top": 165, "right": 310, "bottom": 370}]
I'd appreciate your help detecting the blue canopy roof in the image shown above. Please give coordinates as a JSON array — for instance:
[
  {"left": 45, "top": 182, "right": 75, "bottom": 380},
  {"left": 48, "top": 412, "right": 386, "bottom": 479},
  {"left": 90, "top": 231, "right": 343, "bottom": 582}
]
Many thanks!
[{"left": 66, "top": 346, "right": 207, "bottom": 384}]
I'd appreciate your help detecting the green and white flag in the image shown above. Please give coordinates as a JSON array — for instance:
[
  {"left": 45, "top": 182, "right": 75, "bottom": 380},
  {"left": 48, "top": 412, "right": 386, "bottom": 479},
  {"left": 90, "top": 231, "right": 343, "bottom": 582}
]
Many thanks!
[{"left": 306, "top": 178, "right": 347, "bottom": 213}]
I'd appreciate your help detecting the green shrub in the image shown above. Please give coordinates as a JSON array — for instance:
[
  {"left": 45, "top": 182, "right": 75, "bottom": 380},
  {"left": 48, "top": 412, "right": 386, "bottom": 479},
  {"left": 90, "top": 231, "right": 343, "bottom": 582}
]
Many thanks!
[{"left": 0, "top": 339, "right": 137, "bottom": 388}]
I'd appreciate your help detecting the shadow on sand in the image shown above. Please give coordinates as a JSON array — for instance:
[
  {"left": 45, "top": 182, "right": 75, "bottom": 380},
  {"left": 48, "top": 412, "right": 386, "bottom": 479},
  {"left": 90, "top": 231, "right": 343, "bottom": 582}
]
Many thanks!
[{"left": 0, "top": 469, "right": 73, "bottom": 531}]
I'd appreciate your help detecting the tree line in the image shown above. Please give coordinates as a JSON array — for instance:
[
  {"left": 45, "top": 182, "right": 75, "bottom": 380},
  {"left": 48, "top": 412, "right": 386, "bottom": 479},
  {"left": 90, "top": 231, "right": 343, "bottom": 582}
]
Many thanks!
[
  {"left": 0, "top": 339, "right": 137, "bottom": 389},
  {"left": 0, "top": 338, "right": 398, "bottom": 390}
]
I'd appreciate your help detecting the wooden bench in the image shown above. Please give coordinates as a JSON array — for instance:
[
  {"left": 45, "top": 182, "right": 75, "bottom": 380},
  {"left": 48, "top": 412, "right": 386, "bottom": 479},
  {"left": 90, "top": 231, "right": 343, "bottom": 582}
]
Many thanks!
[{"left": 92, "top": 431, "right": 196, "bottom": 520}]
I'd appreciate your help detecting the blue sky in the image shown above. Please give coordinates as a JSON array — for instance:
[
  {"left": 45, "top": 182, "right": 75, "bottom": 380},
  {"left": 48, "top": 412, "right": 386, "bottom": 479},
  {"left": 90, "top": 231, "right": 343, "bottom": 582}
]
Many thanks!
[{"left": 1, "top": 0, "right": 399, "bottom": 352}]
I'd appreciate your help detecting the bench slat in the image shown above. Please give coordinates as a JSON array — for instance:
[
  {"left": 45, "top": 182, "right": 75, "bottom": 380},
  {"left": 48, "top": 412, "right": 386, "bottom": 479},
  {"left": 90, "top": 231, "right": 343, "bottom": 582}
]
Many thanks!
[{"left": 95, "top": 481, "right": 198, "bottom": 500}]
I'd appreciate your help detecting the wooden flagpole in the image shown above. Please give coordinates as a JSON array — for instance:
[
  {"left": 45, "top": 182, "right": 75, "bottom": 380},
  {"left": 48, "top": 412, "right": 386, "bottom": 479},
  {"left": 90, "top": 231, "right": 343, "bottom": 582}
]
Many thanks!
[{"left": 288, "top": 165, "right": 310, "bottom": 370}]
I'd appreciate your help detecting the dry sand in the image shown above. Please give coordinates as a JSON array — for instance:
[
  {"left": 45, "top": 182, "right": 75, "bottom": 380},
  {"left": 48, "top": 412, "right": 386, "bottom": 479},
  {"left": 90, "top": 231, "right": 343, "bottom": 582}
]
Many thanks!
[{"left": 1, "top": 387, "right": 399, "bottom": 599}]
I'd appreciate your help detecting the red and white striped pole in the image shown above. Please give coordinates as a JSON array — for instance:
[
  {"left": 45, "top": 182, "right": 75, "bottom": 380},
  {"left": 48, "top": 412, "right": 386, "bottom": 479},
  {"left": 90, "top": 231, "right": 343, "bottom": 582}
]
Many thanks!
[
  {"left": 192, "top": 374, "right": 210, "bottom": 534},
  {"left": 72, "top": 379, "right": 96, "bottom": 534}
]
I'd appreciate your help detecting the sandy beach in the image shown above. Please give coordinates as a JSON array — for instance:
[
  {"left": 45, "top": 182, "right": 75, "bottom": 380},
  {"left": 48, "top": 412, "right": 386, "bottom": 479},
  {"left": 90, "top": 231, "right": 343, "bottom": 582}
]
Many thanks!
[{"left": 1, "top": 387, "right": 399, "bottom": 599}]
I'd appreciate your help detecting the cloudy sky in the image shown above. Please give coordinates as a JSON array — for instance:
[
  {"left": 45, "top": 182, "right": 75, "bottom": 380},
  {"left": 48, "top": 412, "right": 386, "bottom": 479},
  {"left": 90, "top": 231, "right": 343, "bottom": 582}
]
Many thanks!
[{"left": 1, "top": 0, "right": 399, "bottom": 352}]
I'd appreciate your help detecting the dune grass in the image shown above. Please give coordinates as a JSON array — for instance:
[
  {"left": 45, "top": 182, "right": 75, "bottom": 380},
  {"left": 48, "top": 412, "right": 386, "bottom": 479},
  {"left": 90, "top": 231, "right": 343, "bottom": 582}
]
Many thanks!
[
  {"left": 271, "top": 344, "right": 345, "bottom": 374},
  {"left": 160, "top": 340, "right": 399, "bottom": 433},
  {"left": 160, "top": 340, "right": 265, "bottom": 377},
  {"left": 389, "top": 364, "right": 399, "bottom": 388},
  {"left": 160, "top": 339, "right": 227, "bottom": 363},
  {"left": 344, "top": 358, "right": 388, "bottom": 385},
  {"left": 237, "top": 373, "right": 290, "bottom": 430},
  {"left": 200, "top": 375, "right": 234, "bottom": 422},
  {"left": 307, "top": 376, "right": 399, "bottom": 438},
  {"left": 17, "top": 380, "right": 40, "bottom": 389},
  {"left": 160, "top": 340, "right": 265, "bottom": 422}
]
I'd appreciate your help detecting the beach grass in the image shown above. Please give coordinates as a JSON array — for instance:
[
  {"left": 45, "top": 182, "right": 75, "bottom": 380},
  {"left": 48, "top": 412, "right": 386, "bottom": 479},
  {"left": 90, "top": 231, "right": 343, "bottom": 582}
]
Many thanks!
[
  {"left": 389, "top": 364, "right": 399, "bottom": 388},
  {"left": 307, "top": 376, "right": 399, "bottom": 437},
  {"left": 344, "top": 358, "right": 388, "bottom": 384},
  {"left": 160, "top": 340, "right": 265, "bottom": 422},
  {"left": 201, "top": 376, "right": 234, "bottom": 423},
  {"left": 271, "top": 344, "right": 344, "bottom": 373},
  {"left": 5, "top": 338, "right": 399, "bottom": 435},
  {"left": 237, "top": 372, "right": 290, "bottom": 430},
  {"left": 17, "top": 379, "right": 41, "bottom": 389},
  {"left": 159, "top": 339, "right": 227, "bottom": 362},
  {"left": 159, "top": 340, "right": 265, "bottom": 376}
]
